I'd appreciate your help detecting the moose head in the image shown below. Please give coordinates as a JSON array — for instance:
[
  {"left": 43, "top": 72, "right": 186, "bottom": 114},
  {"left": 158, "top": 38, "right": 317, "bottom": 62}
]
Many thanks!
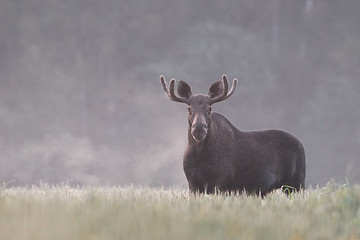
[{"left": 160, "top": 75, "right": 238, "bottom": 142}]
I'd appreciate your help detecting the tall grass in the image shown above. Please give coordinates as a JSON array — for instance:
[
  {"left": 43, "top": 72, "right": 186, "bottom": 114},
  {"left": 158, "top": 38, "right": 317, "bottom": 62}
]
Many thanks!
[{"left": 0, "top": 183, "right": 359, "bottom": 240}]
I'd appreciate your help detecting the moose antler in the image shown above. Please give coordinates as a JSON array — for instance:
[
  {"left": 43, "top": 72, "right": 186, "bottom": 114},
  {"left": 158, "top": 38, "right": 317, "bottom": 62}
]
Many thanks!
[
  {"left": 223, "top": 77, "right": 238, "bottom": 101},
  {"left": 210, "top": 75, "right": 238, "bottom": 104},
  {"left": 160, "top": 76, "right": 190, "bottom": 104}
]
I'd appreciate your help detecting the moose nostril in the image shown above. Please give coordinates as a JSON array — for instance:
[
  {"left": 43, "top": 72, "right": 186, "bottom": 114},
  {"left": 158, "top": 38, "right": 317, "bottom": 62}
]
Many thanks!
[{"left": 192, "top": 123, "right": 207, "bottom": 131}]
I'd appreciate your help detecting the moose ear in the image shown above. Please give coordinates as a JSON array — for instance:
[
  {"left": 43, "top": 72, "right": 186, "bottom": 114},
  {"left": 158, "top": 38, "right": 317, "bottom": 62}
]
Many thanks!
[
  {"left": 208, "top": 81, "right": 223, "bottom": 99},
  {"left": 178, "top": 80, "right": 193, "bottom": 99}
]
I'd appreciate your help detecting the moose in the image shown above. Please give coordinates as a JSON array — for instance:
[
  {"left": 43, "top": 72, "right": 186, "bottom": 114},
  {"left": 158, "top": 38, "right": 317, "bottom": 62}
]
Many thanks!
[{"left": 160, "top": 75, "right": 306, "bottom": 196}]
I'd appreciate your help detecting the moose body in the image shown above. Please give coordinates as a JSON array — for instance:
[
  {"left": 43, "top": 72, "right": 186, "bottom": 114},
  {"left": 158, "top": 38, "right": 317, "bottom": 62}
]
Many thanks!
[{"left": 160, "top": 75, "right": 305, "bottom": 195}]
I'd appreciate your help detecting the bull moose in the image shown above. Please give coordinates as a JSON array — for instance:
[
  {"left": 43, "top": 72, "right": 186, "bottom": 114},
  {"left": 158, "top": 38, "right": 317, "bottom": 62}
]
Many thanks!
[{"left": 160, "top": 75, "right": 305, "bottom": 196}]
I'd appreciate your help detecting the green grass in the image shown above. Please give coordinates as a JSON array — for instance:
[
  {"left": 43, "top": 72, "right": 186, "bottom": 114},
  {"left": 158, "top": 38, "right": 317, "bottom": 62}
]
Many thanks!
[{"left": 0, "top": 184, "right": 359, "bottom": 240}]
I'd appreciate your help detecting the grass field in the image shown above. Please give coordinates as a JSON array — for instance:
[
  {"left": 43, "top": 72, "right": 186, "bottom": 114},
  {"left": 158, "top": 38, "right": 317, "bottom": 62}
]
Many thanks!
[{"left": 0, "top": 184, "right": 359, "bottom": 240}]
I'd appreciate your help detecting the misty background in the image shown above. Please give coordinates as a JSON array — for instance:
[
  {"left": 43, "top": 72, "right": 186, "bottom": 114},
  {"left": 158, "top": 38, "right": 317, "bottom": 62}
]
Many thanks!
[{"left": 0, "top": 0, "right": 359, "bottom": 188}]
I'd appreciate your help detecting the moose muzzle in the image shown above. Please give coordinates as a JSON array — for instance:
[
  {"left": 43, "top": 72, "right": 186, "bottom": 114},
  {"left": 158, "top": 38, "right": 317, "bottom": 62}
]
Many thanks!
[{"left": 191, "top": 122, "right": 208, "bottom": 142}]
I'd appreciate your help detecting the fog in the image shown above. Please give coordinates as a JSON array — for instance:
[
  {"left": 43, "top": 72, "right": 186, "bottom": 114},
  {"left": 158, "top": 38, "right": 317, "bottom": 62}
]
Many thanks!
[{"left": 1, "top": 0, "right": 359, "bottom": 187}]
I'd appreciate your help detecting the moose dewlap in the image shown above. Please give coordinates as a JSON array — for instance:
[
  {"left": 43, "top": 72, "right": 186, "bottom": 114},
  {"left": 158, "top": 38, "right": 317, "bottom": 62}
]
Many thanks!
[{"left": 160, "top": 75, "right": 305, "bottom": 196}]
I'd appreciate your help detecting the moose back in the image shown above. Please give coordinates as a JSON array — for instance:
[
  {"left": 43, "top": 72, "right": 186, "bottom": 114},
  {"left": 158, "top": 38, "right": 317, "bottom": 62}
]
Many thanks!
[{"left": 160, "top": 75, "right": 305, "bottom": 195}]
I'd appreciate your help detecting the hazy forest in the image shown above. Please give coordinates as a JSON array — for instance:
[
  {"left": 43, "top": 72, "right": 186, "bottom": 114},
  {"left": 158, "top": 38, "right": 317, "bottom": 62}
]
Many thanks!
[{"left": 0, "top": 0, "right": 359, "bottom": 188}]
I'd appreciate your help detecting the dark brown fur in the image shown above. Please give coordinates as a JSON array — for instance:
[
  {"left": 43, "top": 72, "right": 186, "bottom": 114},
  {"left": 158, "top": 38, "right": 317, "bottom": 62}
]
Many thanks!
[{"left": 160, "top": 75, "right": 305, "bottom": 196}]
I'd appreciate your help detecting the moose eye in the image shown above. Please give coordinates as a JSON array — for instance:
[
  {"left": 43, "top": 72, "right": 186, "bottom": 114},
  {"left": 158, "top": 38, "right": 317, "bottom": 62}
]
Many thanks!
[
  {"left": 209, "top": 107, "right": 212, "bottom": 112},
  {"left": 187, "top": 107, "right": 191, "bottom": 113}
]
